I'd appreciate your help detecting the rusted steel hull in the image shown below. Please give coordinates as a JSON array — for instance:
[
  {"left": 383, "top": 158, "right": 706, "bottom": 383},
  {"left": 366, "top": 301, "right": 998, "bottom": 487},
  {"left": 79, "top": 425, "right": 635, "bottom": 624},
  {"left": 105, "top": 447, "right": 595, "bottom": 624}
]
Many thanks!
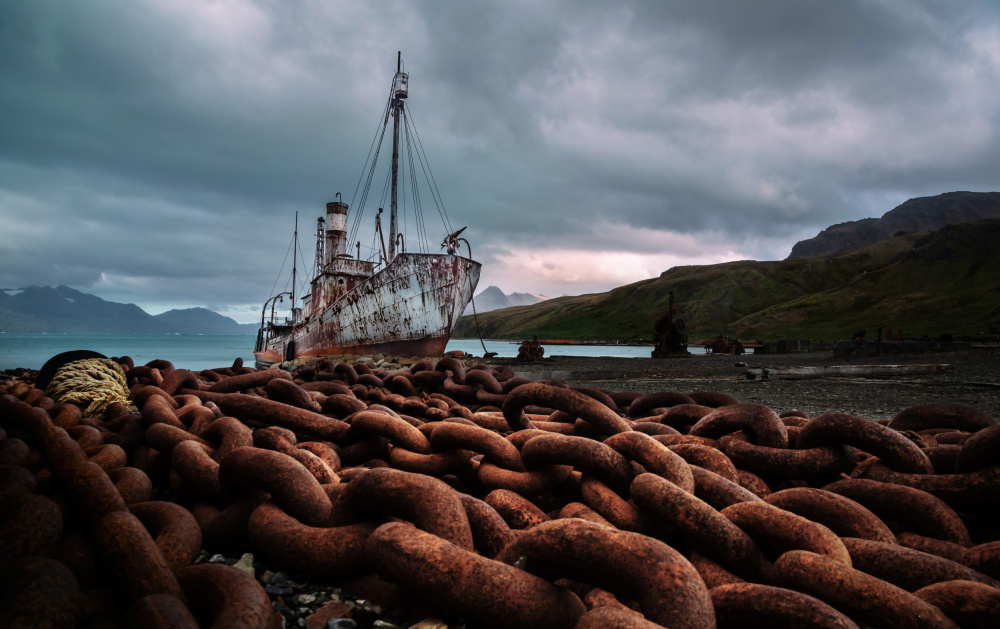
[{"left": 264, "top": 252, "right": 480, "bottom": 361}]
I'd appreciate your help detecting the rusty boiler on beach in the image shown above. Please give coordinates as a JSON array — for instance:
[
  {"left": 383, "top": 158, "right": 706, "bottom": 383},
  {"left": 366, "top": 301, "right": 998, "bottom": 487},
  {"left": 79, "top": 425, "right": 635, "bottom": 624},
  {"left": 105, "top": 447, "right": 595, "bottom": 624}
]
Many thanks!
[{"left": 254, "top": 54, "right": 481, "bottom": 365}]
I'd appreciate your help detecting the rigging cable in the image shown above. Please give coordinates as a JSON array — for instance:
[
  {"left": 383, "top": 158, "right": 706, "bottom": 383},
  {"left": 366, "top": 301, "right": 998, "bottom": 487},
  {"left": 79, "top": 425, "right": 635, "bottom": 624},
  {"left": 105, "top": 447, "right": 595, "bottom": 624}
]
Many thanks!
[
  {"left": 267, "top": 234, "right": 295, "bottom": 301},
  {"left": 378, "top": 160, "right": 393, "bottom": 220},
  {"left": 295, "top": 235, "right": 311, "bottom": 303},
  {"left": 348, "top": 92, "right": 393, "bottom": 246},
  {"left": 461, "top": 239, "right": 489, "bottom": 356},
  {"left": 349, "top": 119, "right": 389, "bottom": 246},
  {"left": 404, "top": 103, "right": 454, "bottom": 235},
  {"left": 403, "top": 112, "right": 430, "bottom": 252},
  {"left": 346, "top": 79, "right": 457, "bottom": 254}
]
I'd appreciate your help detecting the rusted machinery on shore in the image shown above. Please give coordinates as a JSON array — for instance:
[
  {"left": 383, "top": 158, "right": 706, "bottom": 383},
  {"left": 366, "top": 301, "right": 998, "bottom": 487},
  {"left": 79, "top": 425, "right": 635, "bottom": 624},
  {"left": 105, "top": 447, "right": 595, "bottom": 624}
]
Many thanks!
[
  {"left": 2, "top": 355, "right": 1000, "bottom": 628},
  {"left": 652, "top": 290, "right": 690, "bottom": 358},
  {"left": 516, "top": 335, "right": 545, "bottom": 362}
]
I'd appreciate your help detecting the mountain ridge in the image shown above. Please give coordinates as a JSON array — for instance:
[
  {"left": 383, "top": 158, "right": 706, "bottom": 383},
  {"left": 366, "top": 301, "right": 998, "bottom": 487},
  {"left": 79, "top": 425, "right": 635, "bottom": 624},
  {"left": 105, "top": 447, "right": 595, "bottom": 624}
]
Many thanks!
[
  {"left": 463, "top": 285, "right": 549, "bottom": 315},
  {"left": 153, "top": 308, "right": 259, "bottom": 335},
  {"left": 787, "top": 191, "right": 1000, "bottom": 260},
  {"left": 0, "top": 286, "right": 256, "bottom": 334}
]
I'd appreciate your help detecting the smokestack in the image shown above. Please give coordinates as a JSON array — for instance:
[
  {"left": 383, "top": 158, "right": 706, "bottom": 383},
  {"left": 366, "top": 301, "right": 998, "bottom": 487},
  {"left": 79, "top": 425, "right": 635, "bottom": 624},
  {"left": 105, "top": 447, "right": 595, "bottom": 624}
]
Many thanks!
[{"left": 325, "top": 200, "right": 348, "bottom": 265}]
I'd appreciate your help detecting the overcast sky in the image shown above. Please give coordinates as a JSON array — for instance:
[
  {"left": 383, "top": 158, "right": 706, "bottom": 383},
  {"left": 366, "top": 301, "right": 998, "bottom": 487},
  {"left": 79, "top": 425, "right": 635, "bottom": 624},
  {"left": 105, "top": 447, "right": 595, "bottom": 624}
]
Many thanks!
[{"left": 3, "top": 0, "right": 999, "bottom": 323}]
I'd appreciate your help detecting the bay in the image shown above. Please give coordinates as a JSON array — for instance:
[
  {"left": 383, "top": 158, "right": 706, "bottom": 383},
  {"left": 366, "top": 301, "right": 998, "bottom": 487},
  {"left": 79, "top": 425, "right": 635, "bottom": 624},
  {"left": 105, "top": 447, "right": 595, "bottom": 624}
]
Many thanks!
[
  {"left": 0, "top": 333, "right": 655, "bottom": 371},
  {"left": 447, "top": 338, "right": 655, "bottom": 360},
  {"left": 0, "top": 333, "right": 259, "bottom": 371}
]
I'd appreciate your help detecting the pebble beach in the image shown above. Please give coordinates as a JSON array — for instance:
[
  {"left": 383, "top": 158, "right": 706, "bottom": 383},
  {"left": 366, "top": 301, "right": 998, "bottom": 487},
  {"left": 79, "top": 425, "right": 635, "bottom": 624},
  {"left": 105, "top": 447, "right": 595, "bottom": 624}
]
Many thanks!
[{"left": 520, "top": 347, "right": 1000, "bottom": 419}]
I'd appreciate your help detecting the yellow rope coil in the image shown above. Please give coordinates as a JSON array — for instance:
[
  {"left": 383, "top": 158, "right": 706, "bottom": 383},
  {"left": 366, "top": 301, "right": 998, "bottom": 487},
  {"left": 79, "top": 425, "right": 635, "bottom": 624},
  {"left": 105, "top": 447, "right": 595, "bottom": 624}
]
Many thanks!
[{"left": 44, "top": 358, "right": 134, "bottom": 419}]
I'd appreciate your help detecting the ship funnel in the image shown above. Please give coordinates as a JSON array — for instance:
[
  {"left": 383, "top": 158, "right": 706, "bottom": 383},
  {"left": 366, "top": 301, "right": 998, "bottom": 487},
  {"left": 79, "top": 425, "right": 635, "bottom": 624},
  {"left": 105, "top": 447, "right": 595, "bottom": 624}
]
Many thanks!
[{"left": 325, "top": 200, "right": 349, "bottom": 264}]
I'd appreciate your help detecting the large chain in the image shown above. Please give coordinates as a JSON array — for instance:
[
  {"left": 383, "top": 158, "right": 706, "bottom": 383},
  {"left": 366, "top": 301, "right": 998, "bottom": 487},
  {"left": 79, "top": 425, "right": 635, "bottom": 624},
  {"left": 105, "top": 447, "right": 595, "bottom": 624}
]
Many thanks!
[{"left": 2, "top": 355, "right": 1000, "bottom": 628}]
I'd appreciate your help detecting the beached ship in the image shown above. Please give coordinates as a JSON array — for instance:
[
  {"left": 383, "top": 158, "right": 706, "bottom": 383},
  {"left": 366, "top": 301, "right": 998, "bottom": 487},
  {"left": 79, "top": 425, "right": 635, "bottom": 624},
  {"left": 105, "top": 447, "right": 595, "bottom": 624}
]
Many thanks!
[{"left": 254, "top": 54, "right": 481, "bottom": 364}]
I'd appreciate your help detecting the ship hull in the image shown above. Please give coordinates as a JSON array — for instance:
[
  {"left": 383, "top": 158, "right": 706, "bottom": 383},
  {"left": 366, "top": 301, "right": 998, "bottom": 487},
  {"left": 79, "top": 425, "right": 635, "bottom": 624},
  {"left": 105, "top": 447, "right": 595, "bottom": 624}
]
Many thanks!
[{"left": 261, "top": 252, "right": 480, "bottom": 362}]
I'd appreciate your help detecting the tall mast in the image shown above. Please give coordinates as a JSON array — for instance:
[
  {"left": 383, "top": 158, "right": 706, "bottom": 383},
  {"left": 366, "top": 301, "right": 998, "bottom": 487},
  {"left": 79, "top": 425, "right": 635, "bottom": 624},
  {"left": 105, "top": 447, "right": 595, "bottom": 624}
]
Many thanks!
[
  {"left": 389, "top": 51, "right": 407, "bottom": 262},
  {"left": 291, "top": 211, "right": 298, "bottom": 315}
]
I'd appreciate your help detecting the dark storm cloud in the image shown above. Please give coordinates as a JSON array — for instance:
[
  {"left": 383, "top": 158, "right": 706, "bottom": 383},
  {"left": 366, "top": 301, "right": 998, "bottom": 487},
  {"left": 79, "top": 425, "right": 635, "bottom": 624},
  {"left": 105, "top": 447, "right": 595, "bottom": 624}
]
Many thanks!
[{"left": 2, "top": 0, "right": 999, "bottom": 316}]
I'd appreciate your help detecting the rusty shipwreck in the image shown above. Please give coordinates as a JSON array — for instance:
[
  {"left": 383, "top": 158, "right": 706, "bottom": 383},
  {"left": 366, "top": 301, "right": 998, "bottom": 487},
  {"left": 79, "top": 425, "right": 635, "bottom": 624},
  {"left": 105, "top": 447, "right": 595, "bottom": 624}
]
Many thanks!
[{"left": 254, "top": 54, "right": 481, "bottom": 365}]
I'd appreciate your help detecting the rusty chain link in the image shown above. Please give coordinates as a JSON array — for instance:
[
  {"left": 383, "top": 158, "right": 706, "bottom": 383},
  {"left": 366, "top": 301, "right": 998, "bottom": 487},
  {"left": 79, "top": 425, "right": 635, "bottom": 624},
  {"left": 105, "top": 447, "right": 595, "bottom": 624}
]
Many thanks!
[{"left": 3, "top": 355, "right": 1000, "bottom": 628}]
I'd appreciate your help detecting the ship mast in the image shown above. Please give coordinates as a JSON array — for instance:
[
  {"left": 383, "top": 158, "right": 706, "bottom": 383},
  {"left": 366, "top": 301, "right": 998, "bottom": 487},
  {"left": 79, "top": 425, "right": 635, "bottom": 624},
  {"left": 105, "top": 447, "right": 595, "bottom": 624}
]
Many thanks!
[
  {"left": 389, "top": 51, "right": 408, "bottom": 262},
  {"left": 291, "top": 211, "right": 298, "bottom": 320}
]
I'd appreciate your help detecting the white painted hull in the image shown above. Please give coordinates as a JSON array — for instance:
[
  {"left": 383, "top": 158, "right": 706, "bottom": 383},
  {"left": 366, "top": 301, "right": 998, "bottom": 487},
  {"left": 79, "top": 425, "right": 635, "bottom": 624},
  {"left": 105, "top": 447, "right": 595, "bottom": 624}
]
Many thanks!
[{"left": 263, "top": 252, "right": 480, "bottom": 360}]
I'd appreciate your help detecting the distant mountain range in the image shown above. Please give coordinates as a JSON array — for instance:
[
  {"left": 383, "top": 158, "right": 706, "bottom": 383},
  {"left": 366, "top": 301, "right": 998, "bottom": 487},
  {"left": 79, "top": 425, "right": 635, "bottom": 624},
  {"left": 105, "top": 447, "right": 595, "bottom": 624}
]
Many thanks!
[
  {"left": 787, "top": 191, "right": 1000, "bottom": 260},
  {"left": 0, "top": 286, "right": 258, "bottom": 334},
  {"left": 0, "top": 283, "right": 548, "bottom": 334},
  {"left": 463, "top": 285, "right": 549, "bottom": 315}
]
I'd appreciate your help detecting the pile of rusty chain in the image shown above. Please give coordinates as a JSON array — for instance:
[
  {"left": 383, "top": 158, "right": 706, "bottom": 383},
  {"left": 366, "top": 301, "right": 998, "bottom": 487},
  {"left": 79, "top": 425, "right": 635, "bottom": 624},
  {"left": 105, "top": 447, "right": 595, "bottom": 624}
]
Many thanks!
[
  {"left": 2, "top": 354, "right": 1000, "bottom": 628},
  {"left": 516, "top": 338, "right": 544, "bottom": 362}
]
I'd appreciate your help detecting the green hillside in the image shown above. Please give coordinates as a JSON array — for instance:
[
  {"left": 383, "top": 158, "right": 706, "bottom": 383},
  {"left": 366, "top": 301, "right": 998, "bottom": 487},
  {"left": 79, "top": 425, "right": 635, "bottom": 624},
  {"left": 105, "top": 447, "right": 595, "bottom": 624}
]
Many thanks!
[{"left": 453, "top": 219, "right": 1000, "bottom": 343}]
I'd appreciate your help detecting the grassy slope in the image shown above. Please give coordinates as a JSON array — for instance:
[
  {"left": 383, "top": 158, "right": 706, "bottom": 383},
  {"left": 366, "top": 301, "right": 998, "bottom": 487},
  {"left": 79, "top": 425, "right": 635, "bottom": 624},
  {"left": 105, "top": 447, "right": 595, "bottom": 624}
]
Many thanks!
[{"left": 454, "top": 219, "right": 1000, "bottom": 342}]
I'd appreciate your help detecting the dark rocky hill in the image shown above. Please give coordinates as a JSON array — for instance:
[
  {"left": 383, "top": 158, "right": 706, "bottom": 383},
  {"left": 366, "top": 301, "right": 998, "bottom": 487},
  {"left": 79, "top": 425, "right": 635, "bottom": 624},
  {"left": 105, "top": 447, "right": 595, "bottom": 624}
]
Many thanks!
[{"left": 786, "top": 191, "right": 1000, "bottom": 260}]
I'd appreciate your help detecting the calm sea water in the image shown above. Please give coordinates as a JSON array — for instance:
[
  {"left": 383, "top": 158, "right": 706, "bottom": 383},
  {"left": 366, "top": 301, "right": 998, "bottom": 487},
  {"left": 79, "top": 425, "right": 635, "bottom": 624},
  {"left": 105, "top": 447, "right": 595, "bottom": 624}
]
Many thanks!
[
  {"left": 0, "top": 333, "right": 260, "bottom": 371},
  {"left": 0, "top": 333, "right": 655, "bottom": 371}
]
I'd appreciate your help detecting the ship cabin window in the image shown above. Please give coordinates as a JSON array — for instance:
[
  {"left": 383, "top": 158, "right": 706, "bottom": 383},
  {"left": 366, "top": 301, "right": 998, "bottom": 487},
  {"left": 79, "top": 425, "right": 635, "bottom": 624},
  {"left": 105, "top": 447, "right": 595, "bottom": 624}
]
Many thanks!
[{"left": 338, "top": 278, "right": 345, "bottom": 285}]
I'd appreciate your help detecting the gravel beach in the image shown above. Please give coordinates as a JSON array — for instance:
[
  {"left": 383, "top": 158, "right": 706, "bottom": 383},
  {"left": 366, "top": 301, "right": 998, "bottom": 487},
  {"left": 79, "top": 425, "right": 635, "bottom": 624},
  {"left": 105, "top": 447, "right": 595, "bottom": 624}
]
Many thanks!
[{"left": 493, "top": 346, "right": 1000, "bottom": 420}]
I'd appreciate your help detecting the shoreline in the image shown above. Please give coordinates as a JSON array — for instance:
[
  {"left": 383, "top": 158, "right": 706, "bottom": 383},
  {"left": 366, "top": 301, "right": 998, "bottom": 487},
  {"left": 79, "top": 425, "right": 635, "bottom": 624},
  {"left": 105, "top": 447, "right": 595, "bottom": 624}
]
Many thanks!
[
  {"left": 6, "top": 347, "right": 998, "bottom": 420},
  {"left": 483, "top": 347, "right": 1000, "bottom": 419}
]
